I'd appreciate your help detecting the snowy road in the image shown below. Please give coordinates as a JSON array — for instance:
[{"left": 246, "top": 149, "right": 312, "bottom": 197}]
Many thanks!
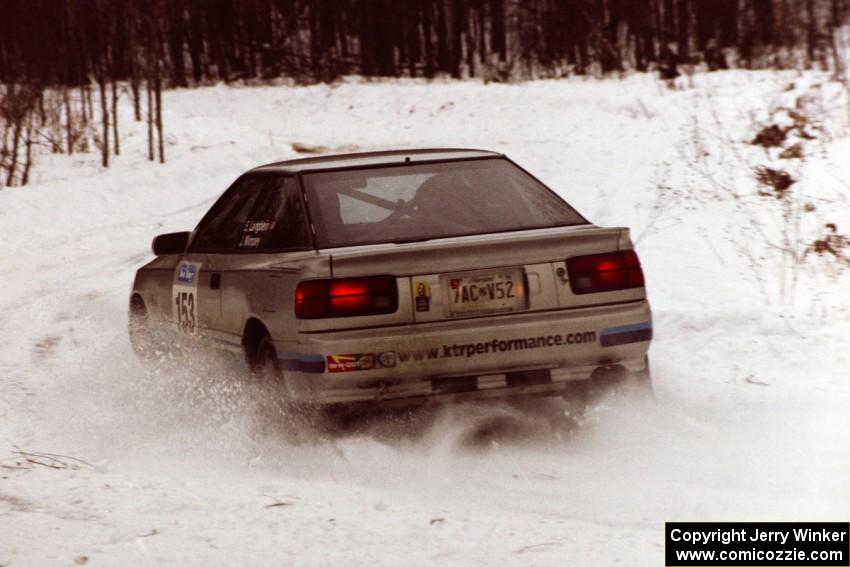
[{"left": 1, "top": 71, "right": 848, "bottom": 566}]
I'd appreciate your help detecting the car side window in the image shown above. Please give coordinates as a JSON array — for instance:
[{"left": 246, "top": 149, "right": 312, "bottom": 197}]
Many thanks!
[
  {"left": 194, "top": 175, "right": 312, "bottom": 253},
  {"left": 192, "top": 176, "right": 268, "bottom": 253},
  {"left": 236, "top": 176, "right": 312, "bottom": 252}
]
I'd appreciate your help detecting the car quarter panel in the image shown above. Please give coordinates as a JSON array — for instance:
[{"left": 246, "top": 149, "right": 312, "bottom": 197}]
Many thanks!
[
  {"left": 204, "top": 252, "right": 331, "bottom": 341},
  {"left": 132, "top": 256, "right": 181, "bottom": 322}
]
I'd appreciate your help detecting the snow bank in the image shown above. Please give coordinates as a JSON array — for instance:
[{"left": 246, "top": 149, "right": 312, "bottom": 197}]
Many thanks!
[{"left": 0, "top": 71, "right": 848, "bottom": 566}]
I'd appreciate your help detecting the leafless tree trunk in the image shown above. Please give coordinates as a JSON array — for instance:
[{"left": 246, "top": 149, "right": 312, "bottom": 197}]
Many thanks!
[
  {"left": 131, "top": 70, "right": 141, "bottom": 121},
  {"left": 98, "top": 76, "right": 109, "bottom": 168},
  {"left": 111, "top": 77, "right": 120, "bottom": 155},
  {"left": 79, "top": 84, "right": 87, "bottom": 126},
  {"left": 21, "top": 121, "right": 33, "bottom": 186},
  {"left": 155, "top": 54, "right": 164, "bottom": 163},
  {"left": 63, "top": 87, "right": 73, "bottom": 155},
  {"left": 1, "top": 121, "right": 10, "bottom": 170},
  {"left": 6, "top": 122, "right": 21, "bottom": 186},
  {"left": 146, "top": 79, "right": 154, "bottom": 161},
  {"left": 805, "top": 0, "right": 817, "bottom": 65},
  {"left": 85, "top": 84, "right": 94, "bottom": 124}
]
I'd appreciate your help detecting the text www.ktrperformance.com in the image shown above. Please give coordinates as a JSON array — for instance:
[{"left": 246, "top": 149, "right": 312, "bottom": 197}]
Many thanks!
[{"left": 397, "top": 331, "right": 597, "bottom": 362}]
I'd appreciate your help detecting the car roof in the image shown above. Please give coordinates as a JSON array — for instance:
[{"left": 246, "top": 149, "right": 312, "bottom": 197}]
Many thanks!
[{"left": 251, "top": 148, "right": 503, "bottom": 173}]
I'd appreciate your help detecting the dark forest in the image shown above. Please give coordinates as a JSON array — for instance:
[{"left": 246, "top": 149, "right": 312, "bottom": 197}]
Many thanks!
[
  {"left": 4, "top": 0, "right": 850, "bottom": 85},
  {"left": 1, "top": 0, "right": 849, "bottom": 184}
]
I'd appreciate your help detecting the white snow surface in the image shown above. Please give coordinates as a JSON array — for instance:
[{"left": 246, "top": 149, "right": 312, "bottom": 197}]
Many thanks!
[{"left": 1, "top": 71, "right": 849, "bottom": 566}]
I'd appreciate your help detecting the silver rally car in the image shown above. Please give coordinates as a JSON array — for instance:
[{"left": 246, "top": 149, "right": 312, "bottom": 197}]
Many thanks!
[{"left": 129, "top": 149, "right": 652, "bottom": 409}]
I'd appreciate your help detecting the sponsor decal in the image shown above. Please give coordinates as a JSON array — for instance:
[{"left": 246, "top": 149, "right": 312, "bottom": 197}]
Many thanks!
[
  {"left": 327, "top": 353, "right": 375, "bottom": 373},
  {"left": 176, "top": 263, "right": 198, "bottom": 285},
  {"left": 278, "top": 352, "right": 326, "bottom": 373},
  {"left": 378, "top": 351, "right": 397, "bottom": 368},
  {"left": 397, "top": 330, "right": 599, "bottom": 362},
  {"left": 414, "top": 281, "right": 431, "bottom": 312},
  {"left": 600, "top": 321, "right": 652, "bottom": 347},
  {"left": 326, "top": 351, "right": 396, "bottom": 373}
]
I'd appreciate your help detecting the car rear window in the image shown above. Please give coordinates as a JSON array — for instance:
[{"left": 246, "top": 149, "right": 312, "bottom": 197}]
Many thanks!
[{"left": 302, "top": 158, "right": 587, "bottom": 248}]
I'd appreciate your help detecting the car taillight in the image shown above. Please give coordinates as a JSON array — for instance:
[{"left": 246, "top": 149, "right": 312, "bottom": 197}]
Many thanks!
[
  {"left": 295, "top": 276, "right": 398, "bottom": 319},
  {"left": 566, "top": 250, "right": 644, "bottom": 294}
]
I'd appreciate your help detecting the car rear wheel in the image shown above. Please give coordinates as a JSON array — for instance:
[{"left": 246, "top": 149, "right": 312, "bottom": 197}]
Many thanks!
[
  {"left": 562, "top": 357, "right": 653, "bottom": 417},
  {"left": 632, "top": 356, "right": 654, "bottom": 398},
  {"left": 561, "top": 379, "right": 592, "bottom": 422},
  {"left": 248, "top": 334, "right": 319, "bottom": 435},
  {"left": 251, "top": 335, "right": 281, "bottom": 382}
]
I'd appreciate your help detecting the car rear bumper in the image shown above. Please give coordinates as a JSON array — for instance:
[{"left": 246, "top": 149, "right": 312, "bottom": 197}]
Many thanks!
[{"left": 277, "top": 300, "right": 652, "bottom": 405}]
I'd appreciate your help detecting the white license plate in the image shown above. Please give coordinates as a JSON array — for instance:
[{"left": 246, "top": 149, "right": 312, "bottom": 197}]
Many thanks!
[{"left": 442, "top": 267, "right": 527, "bottom": 316}]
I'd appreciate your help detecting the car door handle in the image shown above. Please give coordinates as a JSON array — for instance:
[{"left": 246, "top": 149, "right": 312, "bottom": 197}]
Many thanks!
[{"left": 210, "top": 273, "right": 221, "bottom": 290}]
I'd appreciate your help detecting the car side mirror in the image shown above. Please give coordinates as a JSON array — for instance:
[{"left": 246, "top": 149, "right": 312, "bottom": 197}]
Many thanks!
[{"left": 152, "top": 231, "right": 190, "bottom": 256}]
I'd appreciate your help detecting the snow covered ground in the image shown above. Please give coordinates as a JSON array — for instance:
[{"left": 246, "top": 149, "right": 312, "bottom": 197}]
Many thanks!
[{"left": 1, "top": 71, "right": 848, "bottom": 566}]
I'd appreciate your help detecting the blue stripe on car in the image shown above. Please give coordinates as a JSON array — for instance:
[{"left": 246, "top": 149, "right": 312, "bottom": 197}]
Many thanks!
[
  {"left": 600, "top": 321, "right": 653, "bottom": 347},
  {"left": 278, "top": 352, "right": 326, "bottom": 373}
]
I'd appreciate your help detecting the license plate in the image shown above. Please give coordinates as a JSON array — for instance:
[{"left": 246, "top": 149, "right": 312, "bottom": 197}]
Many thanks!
[{"left": 442, "top": 267, "right": 527, "bottom": 316}]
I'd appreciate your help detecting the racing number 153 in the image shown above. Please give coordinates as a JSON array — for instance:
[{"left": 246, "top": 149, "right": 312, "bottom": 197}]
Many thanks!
[{"left": 175, "top": 291, "right": 195, "bottom": 334}]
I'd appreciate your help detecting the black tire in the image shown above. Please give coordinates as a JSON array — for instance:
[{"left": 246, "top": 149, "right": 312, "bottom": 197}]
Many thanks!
[
  {"left": 561, "top": 357, "right": 653, "bottom": 416},
  {"left": 128, "top": 296, "right": 154, "bottom": 359},
  {"left": 248, "top": 334, "right": 321, "bottom": 437},
  {"left": 129, "top": 295, "right": 179, "bottom": 362},
  {"left": 561, "top": 379, "right": 592, "bottom": 422},
  {"left": 251, "top": 335, "right": 281, "bottom": 383},
  {"left": 630, "top": 355, "right": 655, "bottom": 401}
]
